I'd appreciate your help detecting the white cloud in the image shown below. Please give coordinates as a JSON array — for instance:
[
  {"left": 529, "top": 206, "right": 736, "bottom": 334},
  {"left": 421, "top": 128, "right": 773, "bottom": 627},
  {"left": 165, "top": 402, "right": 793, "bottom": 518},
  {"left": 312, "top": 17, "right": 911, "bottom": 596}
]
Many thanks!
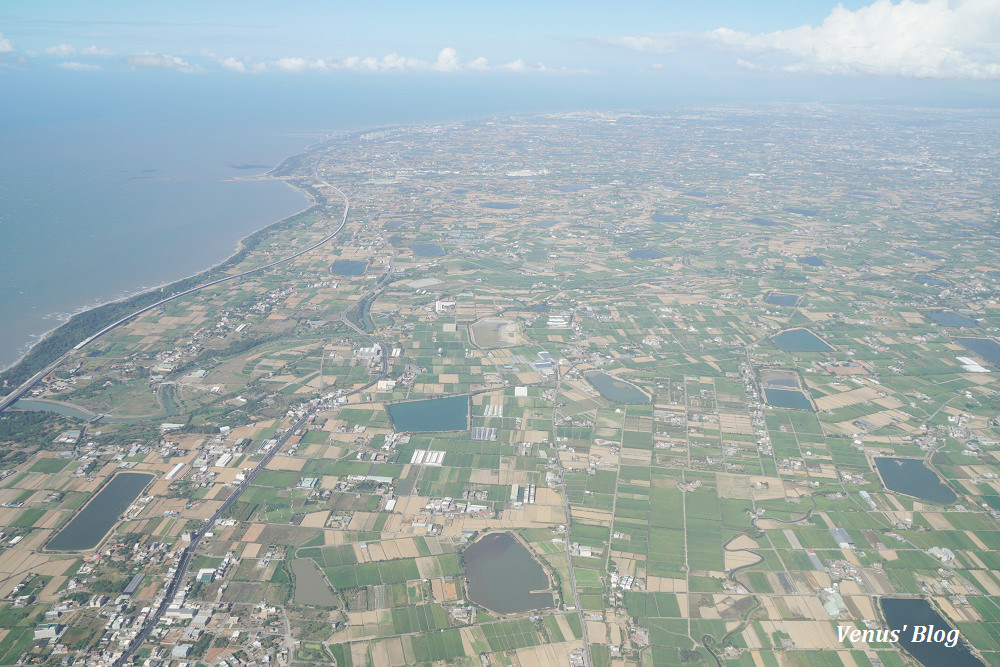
[
  {"left": 433, "top": 47, "right": 461, "bottom": 71},
  {"left": 81, "top": 45, "right": 112, "bottom": 56},
  {"left": 273, "top": 56, "right": 323, "bottom": 72},
  {"left": 600, "top": 0, "right": 1000, "bottom": 79},
  {"left": 59, "top": 61, "right": 101, "bottom": 72},
  {"left": 216, "top": 47, "right": 587, "bottom": 75},
  {"left": 0, "top": 32, "right": 13, "bottom": 53},
  {"left": 220, "top": 56, "right": 247, "bottom": 72},
  {"left": 126, "top": 53, "right": 201, "bottom": 73},
  {"left": 46, "top": 44, "right": 76, "bottom": 56}
]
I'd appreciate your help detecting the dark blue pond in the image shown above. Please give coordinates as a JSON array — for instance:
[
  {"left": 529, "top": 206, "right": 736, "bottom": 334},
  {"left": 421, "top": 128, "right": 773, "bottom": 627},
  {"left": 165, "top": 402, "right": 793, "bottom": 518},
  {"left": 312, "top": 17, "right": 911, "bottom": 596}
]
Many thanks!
[
  {"left": 874, "top": 458, "right": 957, "bottom": 505},
  {"left": 801, "top": 256, "right": 826, "bottom": 267},
  {"left": 652, "top": 214, "right": 687, "bottom": 223},
  {"left": 955, "top": 337, "right": 1000, "bottom": 367},
  {"left": 785, "top": 207, "right": 818, "bottom": 216},
  {"left": 702, "top": 202, "right": 728, "bottom": 208},
  {"left": 908, "top": 247, "right": 946, "bottom": 260},
  {"left": 535, "top": 220, "right": 559, "bottom": 229},
  {"left": 763, "top": 388, "right": 813, "bottom": 411},
  {"left": 411, "top": 244, "right": 445, "bottom": 257},
  {"left": 749, "top": 217, "right": 779, "bottom": 227},
  {"left": 47, "top": 472, "right": 155, "bottom": 551},
  {"left": 881, "top": 598, "right": 981, "bottom": 667},
  {"left": 684, "top": 190, "right": 709, "bottom": 198},
  {"left": 384, "top": 220, "right": 410, "bottom": 229},
  {"left": 451, "top": 189, "right": 469, "bottom": 194},
  {"left": 628, "top": 248, "right": 667, "bottom": 260},
  {"left": 552, "top": 184, "right": 588, "bottom": 192},
  {"left": 773, "top": 329, "right": 835, "bottom": 353},
  {"left": 924, "top": 310, "right": 978, "bottom": 328},
  {"left": 483, "top": 202, "right": 519, "bottom": 209},
  {"left": 330, "top": 260, "right": 368, "bottom": 276},
  {"left": 765, "top": 293, "right": 800, "bottom": 307},
  {"left": 387, "top": 395, "right": 469, "bottom": 432},
  {"left": 587, "top": 373, "right": 649, "bottom": 404},
  {"left": 916, "top": 274, "right": 949, "bottom": 286}
]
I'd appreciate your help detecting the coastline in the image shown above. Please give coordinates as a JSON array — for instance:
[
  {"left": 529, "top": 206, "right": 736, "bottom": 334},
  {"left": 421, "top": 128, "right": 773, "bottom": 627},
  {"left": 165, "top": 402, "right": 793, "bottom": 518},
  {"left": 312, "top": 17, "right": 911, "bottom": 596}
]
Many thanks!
[{"left": 1, "top": 162, "right": 317, "bottom": 376}]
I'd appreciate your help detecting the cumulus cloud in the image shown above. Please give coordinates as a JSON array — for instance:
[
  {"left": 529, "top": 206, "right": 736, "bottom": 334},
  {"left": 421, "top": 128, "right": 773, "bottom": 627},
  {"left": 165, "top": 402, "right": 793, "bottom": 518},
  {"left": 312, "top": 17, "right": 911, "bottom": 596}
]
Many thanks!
[
  {"left": 0, "top": 33, "right": 13, "bottom": 53},
  {"left": 46, "top": 44, "right": 76, "bottom": 56},
  {"left": 59, "top": 61, "right": 101, "bottom": 71},
  {"left": 81, "top": 45, "right": 112, "bottom": 56},
  {"left": 220, "top": 56, "right": 247, "bottom": 72},
  {"left": 126, "top": 52, "right": 201, "bottom": 73},
  {"left": 600, "top": 0, "right": 1000, "bottom": 79}
]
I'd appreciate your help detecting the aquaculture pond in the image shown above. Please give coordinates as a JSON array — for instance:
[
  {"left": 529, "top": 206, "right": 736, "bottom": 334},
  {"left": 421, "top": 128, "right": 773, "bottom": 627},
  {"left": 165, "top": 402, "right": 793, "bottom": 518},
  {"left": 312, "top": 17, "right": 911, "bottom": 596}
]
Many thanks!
[
  {"left": 874, "top": 457, "right": 957, "bottom": 505},
  {"left": 47, "top": 472, "right": 154, "bottom": 551},
  {"left": 916, "top": 274, "right": 949, "bottom": 286},
  {"left": 387, "top": 395, "right": 469, "bottom": 432},
  {"left": 628, "top": 248, "right": 667, "bottom": 260},
  {"left": 881, "top": 598, "right": 981, "bottom": 667},
  {"left": 763, "top": 388, "right": 813, "bottom": 411},
  {"left": 291, "top": 560, "right": 338, "bottom": 606},
  {"left": 908, "top": 247, "right": 946, "bottom": 260},
  {"left": 482, "top": 202, "right": 519, "bottom": 209},
  {"left": 800, "top": 256, "right": 826, "bottom": 267},
  {"left": 651, "top": 214, "right": 686, "bottom": 222},
  {"left": 772, "top": 328, "right": 835, "bottom": 353},
  {"left": 587, "top": 373, "right": 649, "bottom": 404},
  {"left": 463, "top": 532, "right": 553, "bottom": 614},
  {"left": 330, "top": 260, "right": 368, "bottom": 276},
  {"left": 955, "top": 337, "right": 1000, "bottom": 367},
  {"left": 765, "top": 293, "right": 800, "bottom": 307},
  {"left": 924, "top": 310, "right": 977, "bottom": 328},
  {"left": 410, "top": 244, "right": 445, "bottom": 257}
]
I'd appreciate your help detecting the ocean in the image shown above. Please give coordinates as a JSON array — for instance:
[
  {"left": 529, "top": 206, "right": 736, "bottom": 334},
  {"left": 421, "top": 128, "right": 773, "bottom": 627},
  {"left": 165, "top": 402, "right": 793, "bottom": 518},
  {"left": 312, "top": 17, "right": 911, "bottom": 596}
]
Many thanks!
[
  {"left": 0, "top": 69, "right": 699, "bottom": 370},
  {"left": 0, "top": 114, "right": 315, "bottom": 369}
]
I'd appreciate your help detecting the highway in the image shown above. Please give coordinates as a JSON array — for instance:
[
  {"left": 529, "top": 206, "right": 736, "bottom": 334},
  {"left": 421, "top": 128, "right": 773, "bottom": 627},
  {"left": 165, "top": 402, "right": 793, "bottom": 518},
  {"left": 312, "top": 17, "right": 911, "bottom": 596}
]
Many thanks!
[
  {"left": 550, "top": 361, "right": 592, "bottom": 667},
  {"left": 114, "top": 410, "right": 311, "bottom": 665},
  {"left": 0, "top": 180, "right": 350, "bottom": 415},
  {"left": 112, "top": 178, "right": 402, "bottom": 664}
]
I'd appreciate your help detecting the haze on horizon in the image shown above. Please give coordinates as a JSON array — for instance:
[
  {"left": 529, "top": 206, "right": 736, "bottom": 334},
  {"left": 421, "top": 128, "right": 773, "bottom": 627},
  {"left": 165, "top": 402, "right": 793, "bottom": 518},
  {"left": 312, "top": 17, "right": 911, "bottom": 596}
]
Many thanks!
[{"left": 1, "top": 0, "right": 998, "bottom": 120}]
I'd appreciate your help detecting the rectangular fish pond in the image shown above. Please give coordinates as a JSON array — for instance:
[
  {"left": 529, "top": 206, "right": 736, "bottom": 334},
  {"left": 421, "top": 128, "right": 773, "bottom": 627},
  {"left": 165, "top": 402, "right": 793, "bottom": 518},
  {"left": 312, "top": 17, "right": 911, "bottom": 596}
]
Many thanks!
[
  {"left": 772, "top": 328, "right": 835, "bottom": 353},
  {"left": 387, "top": 395, "right": 470, "bottom": 432},
  {"left": 47, "top": 472, "right": 154, "bottom": 551}
]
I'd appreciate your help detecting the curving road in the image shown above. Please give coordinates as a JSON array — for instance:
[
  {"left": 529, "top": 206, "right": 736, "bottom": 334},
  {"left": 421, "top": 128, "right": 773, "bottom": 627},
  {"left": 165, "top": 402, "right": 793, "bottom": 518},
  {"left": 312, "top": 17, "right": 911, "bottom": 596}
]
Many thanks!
[
  {"left": 114, "top": 178, "right": 406, "bottom": 665},
  {"left": 0, "top": 180, "right": 350, "bottom": 415}
]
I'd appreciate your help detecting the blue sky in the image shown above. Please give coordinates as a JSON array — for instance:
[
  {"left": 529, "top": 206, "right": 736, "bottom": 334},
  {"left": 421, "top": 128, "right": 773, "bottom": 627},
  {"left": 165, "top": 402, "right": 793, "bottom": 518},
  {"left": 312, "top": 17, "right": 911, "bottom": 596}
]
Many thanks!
[{"left": 1, "top": 1, "right": 998, "bottom": 109}]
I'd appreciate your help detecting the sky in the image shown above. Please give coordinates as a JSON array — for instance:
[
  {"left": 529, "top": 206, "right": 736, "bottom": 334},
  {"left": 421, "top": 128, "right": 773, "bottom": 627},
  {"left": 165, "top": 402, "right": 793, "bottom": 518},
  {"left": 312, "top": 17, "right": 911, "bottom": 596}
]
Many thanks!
[{"left": 1, "top": 0, "right": 998, "bottom": 111}]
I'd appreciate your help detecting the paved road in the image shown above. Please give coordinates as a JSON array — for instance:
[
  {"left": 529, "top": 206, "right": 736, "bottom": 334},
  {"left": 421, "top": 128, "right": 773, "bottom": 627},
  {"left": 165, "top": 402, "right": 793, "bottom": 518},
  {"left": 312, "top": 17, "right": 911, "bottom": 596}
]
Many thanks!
[
  {"left": 108, "top": 181, "right": 352, "bottom": 665},
  {"left": 115, "top": 411, "right": 311, "bottom": 665},
  {"left": 0, "top": 181, "right": 350, "bottom": 415},
  {"left": 550, "top": 361, "right": 592, "bottom": 665},
  {"left": 114, "top": 178, "right": 406, "bottom": 665}
]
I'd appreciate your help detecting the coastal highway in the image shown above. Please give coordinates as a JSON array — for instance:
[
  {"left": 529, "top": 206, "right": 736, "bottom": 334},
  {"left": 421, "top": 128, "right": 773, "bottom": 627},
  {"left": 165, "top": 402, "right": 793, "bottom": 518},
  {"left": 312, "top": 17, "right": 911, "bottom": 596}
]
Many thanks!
[{"left": 0, "top": 181, "right": 351, "bottom": 415}]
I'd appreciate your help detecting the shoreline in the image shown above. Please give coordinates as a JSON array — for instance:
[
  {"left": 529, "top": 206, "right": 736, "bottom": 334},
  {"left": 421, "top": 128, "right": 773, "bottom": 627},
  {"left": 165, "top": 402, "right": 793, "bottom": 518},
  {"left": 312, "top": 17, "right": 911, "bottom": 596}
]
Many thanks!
[{"left": 0, "top": 160, "right": 318, "bottom": 376}]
